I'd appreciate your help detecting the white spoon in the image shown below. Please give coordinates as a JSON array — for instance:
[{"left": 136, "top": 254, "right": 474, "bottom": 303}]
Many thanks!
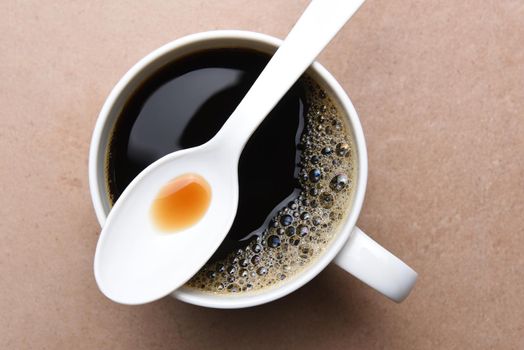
[{"left": 94, "top": 0, "right": 366, "bottom": 305}]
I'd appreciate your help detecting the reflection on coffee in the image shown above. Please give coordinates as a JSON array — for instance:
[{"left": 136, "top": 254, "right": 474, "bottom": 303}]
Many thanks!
[{"left": 105, "top": 48, "right": 356, "bottom": 294}]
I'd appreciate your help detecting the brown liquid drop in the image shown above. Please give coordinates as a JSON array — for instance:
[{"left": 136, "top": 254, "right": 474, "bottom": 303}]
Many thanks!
[{"left": 151, "top": 174, "right": 211, "bottom": 232}]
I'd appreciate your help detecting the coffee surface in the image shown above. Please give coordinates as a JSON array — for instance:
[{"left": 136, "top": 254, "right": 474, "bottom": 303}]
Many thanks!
[
  {"left": 105, "top": 48, "right": 356, "bottom": 294},
  {"left": 107, "top": 48, "right": 305, "bottom": 261}
]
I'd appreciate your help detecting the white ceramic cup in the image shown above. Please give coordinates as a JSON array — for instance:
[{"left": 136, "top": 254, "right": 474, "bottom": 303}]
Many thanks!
[{"left": 89, "top": 30, "right": 417, "bottom": 309}]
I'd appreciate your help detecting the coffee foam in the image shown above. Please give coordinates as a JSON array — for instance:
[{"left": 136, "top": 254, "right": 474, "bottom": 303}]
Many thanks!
[{"left": 186, "top": 77, "right": 356, "bottom": 294}]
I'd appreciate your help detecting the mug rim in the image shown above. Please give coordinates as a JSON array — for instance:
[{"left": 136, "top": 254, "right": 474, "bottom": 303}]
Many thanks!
[{"left": 88, "top": 30, "right": 368, "bottom": 308}]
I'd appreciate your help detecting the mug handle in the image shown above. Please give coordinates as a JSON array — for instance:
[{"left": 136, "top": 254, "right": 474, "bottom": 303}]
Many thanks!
[{"left": 334, "top": 227, "right": 418, "bottom": 302}]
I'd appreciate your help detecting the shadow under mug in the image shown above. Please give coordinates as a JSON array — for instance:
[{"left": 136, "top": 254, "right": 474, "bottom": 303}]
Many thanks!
[{"left": 89, "top": 30, "right": 417, "bottom": 309}]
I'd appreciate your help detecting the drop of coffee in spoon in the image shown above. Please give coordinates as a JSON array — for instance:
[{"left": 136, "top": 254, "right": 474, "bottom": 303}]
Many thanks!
[{"left": 150, "top": 173, "right": 211, "bottom": 232}]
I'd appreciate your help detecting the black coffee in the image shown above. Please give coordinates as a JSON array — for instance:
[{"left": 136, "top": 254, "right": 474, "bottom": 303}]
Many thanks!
[{"left": 105, "top": 48, "right": 356, "bottom": 294}]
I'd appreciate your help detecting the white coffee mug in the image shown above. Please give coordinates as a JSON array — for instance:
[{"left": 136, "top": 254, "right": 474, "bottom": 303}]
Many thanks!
[{"left": 89, "top": 30, "right": 417, "bottom": 309}]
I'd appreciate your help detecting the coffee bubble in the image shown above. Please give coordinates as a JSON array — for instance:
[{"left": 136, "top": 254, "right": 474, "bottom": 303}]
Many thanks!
[
  {"left": 267, "top": 235, "right": 281, "bottom": 248},
  {"left": 330, "top": 174, "right": 349, "bottom": 192},
  {"left": 336, "top": 142, "right": 350, "bottom": 157},
  {"left": 319, "top": 192, "right": 334, "bottom": 209},
  {"left": 257, "top": 267, "right": 268, "bottom": 276},
  {"left": 280, "top": 214, "right": 293, "bottom": 226},
  {"left": 321, "top": 146, "right": 333, "bottom": 155}
]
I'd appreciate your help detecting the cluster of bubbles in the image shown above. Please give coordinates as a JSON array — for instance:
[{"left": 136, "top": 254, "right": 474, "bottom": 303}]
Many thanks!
[{"left": 186, "top": 78, "right": 355, "bottom": 294}]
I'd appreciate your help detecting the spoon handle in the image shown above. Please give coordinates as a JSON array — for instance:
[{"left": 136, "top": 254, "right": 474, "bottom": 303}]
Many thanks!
[{"left": 213, "top": 0, "right": 366, "bottom": 156}]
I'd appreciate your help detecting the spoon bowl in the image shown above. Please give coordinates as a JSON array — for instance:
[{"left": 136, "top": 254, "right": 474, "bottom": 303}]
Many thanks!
[{"left": 94, "top": 143, "right": 239, "bottom": 304}]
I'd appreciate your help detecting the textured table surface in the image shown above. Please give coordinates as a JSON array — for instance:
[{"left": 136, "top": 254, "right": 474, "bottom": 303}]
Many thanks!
[{"left": 1, "top": 1, "right": 523, "bottom": 349}]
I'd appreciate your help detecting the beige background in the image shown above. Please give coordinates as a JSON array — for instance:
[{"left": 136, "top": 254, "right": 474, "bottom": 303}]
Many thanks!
[{"left": 1, "top": 0, "right": 523, "bottom": 349}]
